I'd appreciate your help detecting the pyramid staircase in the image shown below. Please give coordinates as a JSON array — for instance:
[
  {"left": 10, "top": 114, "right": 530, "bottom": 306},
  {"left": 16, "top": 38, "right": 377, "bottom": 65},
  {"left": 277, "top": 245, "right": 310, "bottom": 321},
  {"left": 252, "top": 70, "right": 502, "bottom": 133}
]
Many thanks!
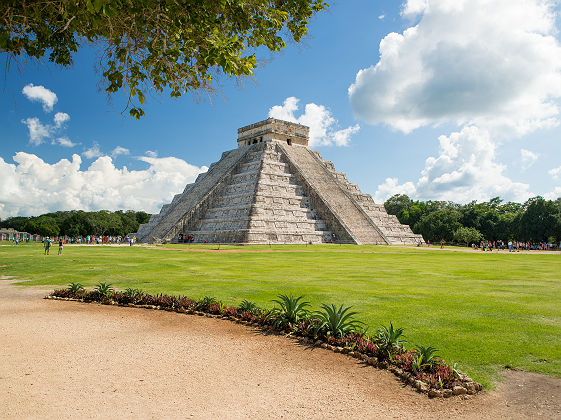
[{"left": 135, "top": 119, "right": 422, "bottom": 245}]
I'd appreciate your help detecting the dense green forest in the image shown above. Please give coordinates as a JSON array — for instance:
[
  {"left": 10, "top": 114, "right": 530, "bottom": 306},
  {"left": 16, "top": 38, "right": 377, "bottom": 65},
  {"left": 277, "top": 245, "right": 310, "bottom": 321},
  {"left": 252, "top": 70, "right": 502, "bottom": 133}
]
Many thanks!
[
  {"left": 384, "top": 195, "right": 561, "bottom": 244},
  {"left": 2, "top": 195, "right": 561, "bottom": 244},
  {"left": 0, "top": 210, "right": 151, "bottom": 238}
]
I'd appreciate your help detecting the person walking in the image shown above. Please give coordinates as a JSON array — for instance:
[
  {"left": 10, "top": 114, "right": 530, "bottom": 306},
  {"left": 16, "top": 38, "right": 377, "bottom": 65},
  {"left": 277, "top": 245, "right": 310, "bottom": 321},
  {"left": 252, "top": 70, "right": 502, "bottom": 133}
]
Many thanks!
[
  {"left": 44, "top": 238, "right": 51, "bottom": 255},
  {"left": 58, "top": 239, "right": 63, "bottom": 255}
]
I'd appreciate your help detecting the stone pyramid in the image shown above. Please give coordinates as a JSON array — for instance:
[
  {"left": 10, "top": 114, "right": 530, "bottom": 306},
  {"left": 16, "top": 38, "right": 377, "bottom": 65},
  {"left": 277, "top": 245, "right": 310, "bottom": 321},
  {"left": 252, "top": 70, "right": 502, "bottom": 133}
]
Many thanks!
[{"left": 135, "top": 118, "right": 422, "bottom": 245}]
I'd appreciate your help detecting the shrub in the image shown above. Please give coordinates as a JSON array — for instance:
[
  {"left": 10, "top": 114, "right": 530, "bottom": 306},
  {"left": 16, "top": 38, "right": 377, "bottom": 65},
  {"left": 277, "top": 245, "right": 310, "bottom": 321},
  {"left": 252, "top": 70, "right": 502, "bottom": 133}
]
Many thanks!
[
  {"left": 314, "top": 304, "right": 364, "bottom": 338},
  {"left": 293, "top": 317, "right": 322, "bottom": 337},
  {"left": 139, "top": 294, "right": 155, "bottom": 305},
  {"left": 375, "top": 322, "right": 406, "bottom": 358},
  {"left": 238, "top": 299, "right": 258, "bottom": 314},
  {"left": 153, "top": 294, "right": 177, "bottom": 308},
  {"left": 177, "top": 297, "right": 196, "bottom": 310},
  {"left": 223, "top": 306, "right": 239, "bottom": 317},
  {"left": 95, "top": 282, "right": 114, "bottom": 297},
  {"left": 52, "top": 288, "right": 73, "bottom": 298},
  {"left": 421, "top": 362, "right": 460, "bottom": 389},
  {"left": 413, "top": 345, "right": 439, "bottom": 373},
  {"left": 67, "top": 283, "right": 84, "bottom": 294},
  {"left": 270, "top": 294, "right": 310, "bottom": 328},
  {"left": 208, "top": 301, "right": 224, "bottom": 315},
  {"left": 195, "top": 296, "right": 217, "bottom": 311}
]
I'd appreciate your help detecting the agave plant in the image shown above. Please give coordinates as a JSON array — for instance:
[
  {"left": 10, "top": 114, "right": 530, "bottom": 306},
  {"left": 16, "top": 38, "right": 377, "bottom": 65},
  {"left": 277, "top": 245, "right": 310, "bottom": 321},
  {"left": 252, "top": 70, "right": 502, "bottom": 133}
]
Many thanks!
[
  {"left": 314, "top": 304, "right": 364, "bottom": 337},
  {"left": 67, "top": 282, "right": 84, "bottom": 294},
  {"left": 95, "top": 282, "right": 114, "bottom": 297},
  {"left": 375, "top": 322, "right": 406, "bottom": 355},
  {"left": 195, "top": 296, "right": 217, "bottom": 311},
  {"left": 412, "top": 345, "right": 439, "bottom": 372},
  {"left": 270, "top": 294, "right": 310, "bottom": 328},
  {"left": 238, "top": 299, "right": 258, "bottom": 314}
]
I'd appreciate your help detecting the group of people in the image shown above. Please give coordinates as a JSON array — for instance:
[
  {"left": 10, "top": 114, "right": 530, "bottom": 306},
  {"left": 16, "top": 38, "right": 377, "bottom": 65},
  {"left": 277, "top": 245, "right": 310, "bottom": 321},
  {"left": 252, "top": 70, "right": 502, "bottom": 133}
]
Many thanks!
[
  {"left": 42, "top": 235, "right": 139, "bottom": 253},
  {"left": 473, "top": 240, "right": 560, "bottom": 251},
  {"left": 43, "top": 237, "right": 64, "bottom": 255}
]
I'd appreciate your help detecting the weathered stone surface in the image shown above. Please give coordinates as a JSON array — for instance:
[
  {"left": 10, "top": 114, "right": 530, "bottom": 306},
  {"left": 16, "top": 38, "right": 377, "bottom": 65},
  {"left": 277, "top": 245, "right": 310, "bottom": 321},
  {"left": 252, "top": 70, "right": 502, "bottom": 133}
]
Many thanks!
[
  {"left": 135, "top": 119, "right": 421, "bottom": 245},
  {"left": 428, "top": 389, "right": 442, "bottom": 398},
  {"left": 453, "top": 385, "right": 467, "bottom": 395}
]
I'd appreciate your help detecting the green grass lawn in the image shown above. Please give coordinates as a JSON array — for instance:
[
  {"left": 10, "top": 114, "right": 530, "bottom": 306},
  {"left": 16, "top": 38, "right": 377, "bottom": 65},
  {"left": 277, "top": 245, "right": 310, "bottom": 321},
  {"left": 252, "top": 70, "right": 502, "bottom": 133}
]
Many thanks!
[{"left": 1, "top": 242, "right": 560, "bottom": 388}]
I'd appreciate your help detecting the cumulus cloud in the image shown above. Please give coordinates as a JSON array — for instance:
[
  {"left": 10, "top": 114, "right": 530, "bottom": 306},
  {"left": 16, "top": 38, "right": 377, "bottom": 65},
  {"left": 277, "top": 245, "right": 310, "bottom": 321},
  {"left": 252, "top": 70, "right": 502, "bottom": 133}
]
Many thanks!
[
  {"left": 374, "top": 126, "right": 532, "bottom": 203},
  {"left": 145, "top": 150, "right": 158, "bottom": 157},
  {"left": 549, "top": 166, "right": 561, "bottom": 179},
  {"left": 374, "top": 177, "right": 416, "bottom": 203},
  {"left": 268, "top": 97, "right": 360, "bottom": 147},
  {"left": 349, "top": 0, "right": 561, "bottom": 136},
  {"left": 520, "top": 149, "right": 539, "bottom": 169},
  {"left": 0, "top": 153, "right": 208, "bottom": 218},
  {"left": 22, "top": 83, "right": 58, "bottom": 112},
  {"left": 378, "top": 14, "right": 385, "bottom": 20},
  {"left": 53, "top": 112, "right": 70, "bottom": 128},
  {"left": 401, "top": 0, "right": 428, "bottom": 18},
  {"left": 21, "top": 117, "right": 51, "bottom": 145},
  {"left": 111, "top": 146, "right": 130, "bottom": 157},
  {"left": 83, "top": 144, "right": 103, "bottom": 159},
  {"left": 21, "top": 112, "right": 72, "bottom": 145}
]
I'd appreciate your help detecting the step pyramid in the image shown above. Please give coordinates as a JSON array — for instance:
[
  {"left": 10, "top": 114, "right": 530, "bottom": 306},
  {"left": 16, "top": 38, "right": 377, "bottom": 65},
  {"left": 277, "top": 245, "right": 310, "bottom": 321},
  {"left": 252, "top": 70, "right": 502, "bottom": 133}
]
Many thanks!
[{"left": 135, "top": 118, "right": 422, "bottom": 245}]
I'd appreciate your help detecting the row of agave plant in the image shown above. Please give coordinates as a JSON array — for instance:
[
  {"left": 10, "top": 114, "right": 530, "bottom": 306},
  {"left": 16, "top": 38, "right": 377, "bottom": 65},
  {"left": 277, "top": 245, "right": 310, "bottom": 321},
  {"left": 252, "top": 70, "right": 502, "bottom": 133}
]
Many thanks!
[{"left": 51, "top": 283, "right": 466, "bottom": 391}]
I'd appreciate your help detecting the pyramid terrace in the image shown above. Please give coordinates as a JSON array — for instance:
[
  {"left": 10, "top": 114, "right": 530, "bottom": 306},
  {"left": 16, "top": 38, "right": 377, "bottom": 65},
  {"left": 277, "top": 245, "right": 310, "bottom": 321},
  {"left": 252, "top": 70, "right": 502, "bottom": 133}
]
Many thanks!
[{"left": 135, "top": 118, "right": 421, "bottom": 245}]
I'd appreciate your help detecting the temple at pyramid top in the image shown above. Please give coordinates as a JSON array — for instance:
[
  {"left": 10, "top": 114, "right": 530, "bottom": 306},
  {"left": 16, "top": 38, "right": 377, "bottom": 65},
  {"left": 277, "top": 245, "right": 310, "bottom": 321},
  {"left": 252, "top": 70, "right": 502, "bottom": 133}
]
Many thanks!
[
  {"left": 237, "top": 118, "right": 310, "bottom": 148},
  {"left": 134, "top": 119, "right": 421, "bottom": 245}
]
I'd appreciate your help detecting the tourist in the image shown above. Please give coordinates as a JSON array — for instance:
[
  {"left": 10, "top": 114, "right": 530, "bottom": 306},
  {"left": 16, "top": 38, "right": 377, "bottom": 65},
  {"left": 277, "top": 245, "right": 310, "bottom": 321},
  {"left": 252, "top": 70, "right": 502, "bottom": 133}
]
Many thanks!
[
  {"left": 508, "top": 240, "right": 513, "bottom": 252},
  {"left": 44, "top": 237, "right": 51, "bottom": 255},
  {"left": 440, "top": 239, "right": 444, "bottom": 249},
  {"left": 58, "top": 239, "right": 63, "bottom": 255}
]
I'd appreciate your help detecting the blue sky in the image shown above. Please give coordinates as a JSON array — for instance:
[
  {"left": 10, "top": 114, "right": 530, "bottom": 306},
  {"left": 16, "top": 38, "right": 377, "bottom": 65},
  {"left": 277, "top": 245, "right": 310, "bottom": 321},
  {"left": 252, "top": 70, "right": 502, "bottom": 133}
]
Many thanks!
[{"left": 2, "top": 0, "right": 561, "bottom": 218}]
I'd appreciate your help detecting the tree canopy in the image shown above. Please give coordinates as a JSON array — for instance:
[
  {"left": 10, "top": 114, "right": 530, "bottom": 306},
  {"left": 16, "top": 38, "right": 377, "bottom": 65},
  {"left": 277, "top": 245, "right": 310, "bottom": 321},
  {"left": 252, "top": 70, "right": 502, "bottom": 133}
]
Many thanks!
[
  {"left": 384, "top": 194, "right": 561, "bottom": 243},
  {"left": 1, "top": 210, "right": 150, "bottom": 237},
  {"left": 1, "top": 0, "right": 328, "bottom": 117}
]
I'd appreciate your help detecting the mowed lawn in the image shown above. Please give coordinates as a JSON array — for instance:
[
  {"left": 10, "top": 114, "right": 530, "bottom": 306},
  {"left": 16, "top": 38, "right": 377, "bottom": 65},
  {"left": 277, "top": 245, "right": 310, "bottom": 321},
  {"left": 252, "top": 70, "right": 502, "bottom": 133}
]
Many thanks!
[{"left": 1, "top": 242, "right": 560, "bottom": 388}]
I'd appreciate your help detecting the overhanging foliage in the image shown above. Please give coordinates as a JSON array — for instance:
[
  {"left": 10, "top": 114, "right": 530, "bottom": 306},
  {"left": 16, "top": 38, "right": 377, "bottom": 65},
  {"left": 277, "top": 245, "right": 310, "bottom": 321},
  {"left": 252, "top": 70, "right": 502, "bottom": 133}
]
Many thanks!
[{"left": 1, "top": 0, "right": 328, "bottom": 117}]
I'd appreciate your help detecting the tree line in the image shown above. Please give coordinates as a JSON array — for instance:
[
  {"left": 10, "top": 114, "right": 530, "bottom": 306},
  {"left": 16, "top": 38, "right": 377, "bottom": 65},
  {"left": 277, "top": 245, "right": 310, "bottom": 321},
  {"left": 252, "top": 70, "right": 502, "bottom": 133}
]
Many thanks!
[
  {"left": 0, "top": 210, "right": 151, "bottom": 238},
  {"left": 384, "top": 195, "right": 561, "bottom": 244}
]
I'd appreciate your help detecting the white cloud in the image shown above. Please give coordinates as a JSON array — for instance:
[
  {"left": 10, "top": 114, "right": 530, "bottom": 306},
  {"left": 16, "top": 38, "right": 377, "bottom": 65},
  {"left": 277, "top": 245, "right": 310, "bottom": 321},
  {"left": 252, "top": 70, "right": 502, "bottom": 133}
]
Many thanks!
[
  {"left": 53, "top": 112, "right": 70, "bottom": 128},
  {"left": 83, "top": 144, "right": 103, "bottom": 159},
  {"left": 21, "top": 117, "right": 51, "bottom": 145},
  {"left": 145, "top": 150, "right": 158, "bottom": 157},
  {"left": 374, "top": 126, "right": 532, "bottom": 203},
  {"left": 544, "top": 186, "right": 561, "bottom": 200},
  {"left": 111, "top": 146, "right": 130, "bottom": 157},
  {"left": 55, "top": 137, "right": 77, "bottom": 147},
  {"left": 374, "top": 177, "right": 416, "bottom": 203},
  {"left": 401, "top": 0, "right": 428, "bottom": 18},
  {"left": 549, "top": 166, "right": 561, "bottom": 179},
  {"left": 520, "top": 149, "right": 539, "bottom": 169},
  {"left": 22, "top": 83, "right": 58, "bottom": 112},
  {"left": 21, "top": 112, "right": 71, "bottom": 145},
  {"left": 378, "top": 14, "right": 385, "bottom": 20},
  {"left": 268, "top": 97, "right": 360, "bottom": 147},
  {"left": 0, "top": 153, "right": 208, "bottom": 219},
  {"left": 349, "top": 0, "right": 561, "bottom": 136}
]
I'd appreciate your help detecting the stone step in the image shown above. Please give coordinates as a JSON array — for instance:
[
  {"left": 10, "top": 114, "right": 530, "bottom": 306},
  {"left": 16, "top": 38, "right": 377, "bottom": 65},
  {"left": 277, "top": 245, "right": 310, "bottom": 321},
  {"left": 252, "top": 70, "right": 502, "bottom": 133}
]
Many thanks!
[
  {"left": 279, "top": 144, "right": 388, "bottom": 245},
  {"left": 138, "top": 145, "right": 255, "bottom": 242},
  {"left": 184, "top": 229, "right": 334, "bottom": 244}
]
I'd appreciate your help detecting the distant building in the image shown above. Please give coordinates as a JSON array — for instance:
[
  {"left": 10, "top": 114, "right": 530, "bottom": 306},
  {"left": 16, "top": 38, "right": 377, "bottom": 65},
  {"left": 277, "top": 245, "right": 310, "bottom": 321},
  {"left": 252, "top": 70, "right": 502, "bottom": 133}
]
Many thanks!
[{"left": 0, "top": 228, "right": 41, "bottom": 242}]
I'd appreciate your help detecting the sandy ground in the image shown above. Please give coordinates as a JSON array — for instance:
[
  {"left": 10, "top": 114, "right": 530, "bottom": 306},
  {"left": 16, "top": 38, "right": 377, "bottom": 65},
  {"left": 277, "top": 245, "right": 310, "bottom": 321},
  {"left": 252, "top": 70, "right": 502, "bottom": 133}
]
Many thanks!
[{"left": 1, "top": 280, "right": 560, "bottom": 419}]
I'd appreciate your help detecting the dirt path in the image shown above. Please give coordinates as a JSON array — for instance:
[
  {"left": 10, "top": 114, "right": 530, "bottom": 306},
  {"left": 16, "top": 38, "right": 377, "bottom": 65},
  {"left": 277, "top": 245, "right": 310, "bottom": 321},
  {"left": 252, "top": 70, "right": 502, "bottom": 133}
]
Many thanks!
[{"left": 1, "top": 281, "right": 560, "bottom": 419}]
